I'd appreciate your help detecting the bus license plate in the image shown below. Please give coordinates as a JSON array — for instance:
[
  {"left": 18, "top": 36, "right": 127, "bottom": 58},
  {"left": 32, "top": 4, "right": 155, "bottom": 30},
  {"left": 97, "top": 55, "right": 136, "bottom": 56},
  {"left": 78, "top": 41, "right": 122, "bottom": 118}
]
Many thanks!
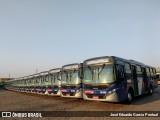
[
  {"left": 93, "top": 96, "right": 99, "bottom": 99},
  {"left": 66, "top": 94, "right": 70, "bottom": 96}
]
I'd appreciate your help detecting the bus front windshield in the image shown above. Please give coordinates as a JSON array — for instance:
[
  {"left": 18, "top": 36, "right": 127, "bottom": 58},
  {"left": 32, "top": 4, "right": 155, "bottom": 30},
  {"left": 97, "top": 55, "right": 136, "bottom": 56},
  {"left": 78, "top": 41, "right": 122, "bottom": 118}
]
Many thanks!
[
  {"left": 83, "top": 64, "right": 115, "bottom": 84},
  {"left": 61, "top": 69, "right": 80, "bottom": 85},
  {"left": 50, "top": 73, "right": 61, "bottom": 86}
]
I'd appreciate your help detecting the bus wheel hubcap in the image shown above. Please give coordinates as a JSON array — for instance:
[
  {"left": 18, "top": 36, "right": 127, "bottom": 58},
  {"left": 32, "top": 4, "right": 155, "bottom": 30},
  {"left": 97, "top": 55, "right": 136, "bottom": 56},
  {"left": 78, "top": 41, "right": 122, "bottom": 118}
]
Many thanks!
[
  {"left": 128, "top": 93, "right": 132, "bottom": 101},
  {"left": 150, "top": 88, "right": 153, "bottom": 94}
]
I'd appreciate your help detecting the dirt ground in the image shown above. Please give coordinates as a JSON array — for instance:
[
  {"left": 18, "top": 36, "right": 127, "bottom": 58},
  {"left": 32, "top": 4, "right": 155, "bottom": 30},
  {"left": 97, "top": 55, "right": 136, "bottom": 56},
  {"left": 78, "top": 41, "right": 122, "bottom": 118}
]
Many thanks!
[{"left": 0, "top": 87, "right": 160, "bottom": 120}]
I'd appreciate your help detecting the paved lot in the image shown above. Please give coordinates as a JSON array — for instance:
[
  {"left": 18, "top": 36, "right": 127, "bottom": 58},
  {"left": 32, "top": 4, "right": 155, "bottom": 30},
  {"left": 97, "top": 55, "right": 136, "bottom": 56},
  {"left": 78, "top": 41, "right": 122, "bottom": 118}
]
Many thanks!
[{"left": 0, "top": 87, "right": 160, "bottom": 120}]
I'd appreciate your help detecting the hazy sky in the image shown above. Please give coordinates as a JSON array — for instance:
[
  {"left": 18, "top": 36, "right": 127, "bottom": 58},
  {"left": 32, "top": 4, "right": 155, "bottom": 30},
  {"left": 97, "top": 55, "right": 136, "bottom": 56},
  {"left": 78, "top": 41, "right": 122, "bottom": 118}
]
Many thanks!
[{"left": 0, "top": 0, "right": 160, "bottom": 78}]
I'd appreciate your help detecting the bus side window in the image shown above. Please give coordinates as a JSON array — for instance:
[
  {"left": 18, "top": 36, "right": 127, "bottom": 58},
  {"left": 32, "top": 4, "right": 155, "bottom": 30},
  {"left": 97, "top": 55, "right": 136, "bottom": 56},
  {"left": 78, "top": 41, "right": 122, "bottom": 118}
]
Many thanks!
[
  {"left": 141, "top": 67, "right": 147, "bottom": 78},
  {"left": 150, "top": 68, "right": 154, "bottom": 77},
  {"left": 116, "top": 64, "right": 124, "bottom": 81},
  {"left": 136, "top": 66, "right": 142, "bottom": 77},
  {"left": 45, "top": 75, "right": 48, "bottom": 82},
  {"left": 131, "top": 65, "right": 137, "bottom": 79},
  {"left": 153, "top": 68, "right": 156, "bottom": 79},
  {"left": 125, "top": 63, "right": 132, "bottom": 79},
  {"left": 146, "top": 68, "right": 150, "bottom": 77},
  {"left": 153, "top": 69, "right": 156, "bottom": 76},
  {"left": 51, "top": 75, "right": 54, "bottom": 83}
]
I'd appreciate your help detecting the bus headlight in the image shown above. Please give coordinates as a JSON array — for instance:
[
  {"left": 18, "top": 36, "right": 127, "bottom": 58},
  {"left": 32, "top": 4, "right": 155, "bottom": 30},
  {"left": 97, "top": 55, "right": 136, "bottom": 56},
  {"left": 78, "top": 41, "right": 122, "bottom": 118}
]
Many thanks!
[
  {"left": 100, "top": 91, "right": 107, "bottom": 94},
  {"left": 108, "top": 89, "right": 116, "bottom": 94},
  {"left": 76, "top": 89, "right": 82, "bottom": 93},
  {"left": 71, "top": 90, "right": 76, "bottom": 92}
]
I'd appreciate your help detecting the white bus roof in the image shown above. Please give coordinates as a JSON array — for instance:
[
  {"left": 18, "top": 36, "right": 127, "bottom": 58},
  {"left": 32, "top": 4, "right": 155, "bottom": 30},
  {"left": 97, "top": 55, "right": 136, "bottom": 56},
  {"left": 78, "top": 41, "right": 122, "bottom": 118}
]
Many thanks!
[
  {"left": 40, "top": 71, "right": 48, "bottom": 76},
  {"left": 49, "top": 68, "right": 60, "bottom": 74}
]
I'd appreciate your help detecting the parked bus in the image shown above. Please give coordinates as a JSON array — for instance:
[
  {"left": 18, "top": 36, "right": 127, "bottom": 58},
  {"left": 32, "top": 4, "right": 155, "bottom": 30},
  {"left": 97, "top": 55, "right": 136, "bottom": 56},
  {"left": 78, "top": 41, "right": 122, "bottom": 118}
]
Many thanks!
[
  {"left": 12, "top": 79, "right": 17, "bottom": 91},
  {"left": 12, "top": 80, "right": 17, "bottom": 91},
  {"left": 16, "top": 78, "right": 21, "bottom": 92},
  {"left": 27, "top": 75, "right": 35, "bottom": 93},
  {"left": 24, "top": 76, "right": 31, "bottom": 93},
  {"left": 19, "top": 77, "right": 26, "bottom": 92},
  {"left": 157, "top": 74, "right": 160, "bottom": 85},
  {"left": 23, "top": 76, "right": 28, "bottom": 92},
  {"left": 156, "top": 68, "right": 160, "bottom": 85},
  {"left": 47, "top": 68, "right": 61, "bottom": 96},
  {"left": 37, "top": 71, "right": 49, "bottom": 95},
  {"left": 18, "top": 78, "right": 23, "bottom": 92},
  {"left": 60, "top": 63, "right": 83, "bottom": 98},
  {"left": 82, "top": 56, "right": 158, "bottom": 103},
  {"left": 32, "top": 73, "right": 40, "bottom": 93}
]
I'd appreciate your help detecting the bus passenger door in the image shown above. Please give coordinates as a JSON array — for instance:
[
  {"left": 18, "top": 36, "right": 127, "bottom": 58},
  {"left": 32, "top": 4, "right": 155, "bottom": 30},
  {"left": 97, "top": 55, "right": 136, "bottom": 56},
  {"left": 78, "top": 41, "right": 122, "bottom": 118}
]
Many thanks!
[{"left": 131, "top": 65, "right": 138, "bottom": 96}]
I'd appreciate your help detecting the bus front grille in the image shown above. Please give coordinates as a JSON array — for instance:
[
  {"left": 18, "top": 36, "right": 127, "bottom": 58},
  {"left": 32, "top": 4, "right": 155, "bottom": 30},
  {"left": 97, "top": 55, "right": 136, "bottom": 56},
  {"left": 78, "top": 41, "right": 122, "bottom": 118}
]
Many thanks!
[{"left": 86, "top": 94, "right": 106, "bottom": 99}]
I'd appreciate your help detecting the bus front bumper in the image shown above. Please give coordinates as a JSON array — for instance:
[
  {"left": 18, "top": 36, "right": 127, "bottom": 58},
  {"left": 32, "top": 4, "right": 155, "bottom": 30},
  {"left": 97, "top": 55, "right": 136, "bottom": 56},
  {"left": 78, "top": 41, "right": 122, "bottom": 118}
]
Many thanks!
[
  {"left": 61, "top": 89, "right": 83, "bottom": 98},
  {"left": 83, "top": 92, "right": 120, "bottom": 102},
  {"left": 47, "top": 89, "right": 61, "bottom": 96}
]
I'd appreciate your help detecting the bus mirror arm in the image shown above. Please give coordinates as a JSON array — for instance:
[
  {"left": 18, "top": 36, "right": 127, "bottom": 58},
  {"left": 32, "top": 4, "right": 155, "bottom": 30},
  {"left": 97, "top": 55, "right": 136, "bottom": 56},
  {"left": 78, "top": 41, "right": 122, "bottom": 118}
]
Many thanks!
[
  {"left": 78, "top": 68, "right": 84, "bottom": 79},
  {"left": 57, "top": 75, "right": 60, "bottom": 80}
]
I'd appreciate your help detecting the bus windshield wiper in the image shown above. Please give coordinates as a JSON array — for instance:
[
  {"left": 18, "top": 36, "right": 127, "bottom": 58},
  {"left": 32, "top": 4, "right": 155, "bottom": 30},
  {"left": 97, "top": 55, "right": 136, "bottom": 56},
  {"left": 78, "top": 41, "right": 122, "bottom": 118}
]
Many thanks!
[
  {"left": 70, "top": 69, "right": 76, "bottom": 80},
  {"left": 87, "top": 65, "right": 94, "bottom": 80},
  {"left": 98, "top": 64, "right": 105, "bottom": 80},
  {"left": 53, "top": 75, "right": 56, "bottom": 83},
  {"left": 64, "top": 70, "right": 68, "bottom": 82}
]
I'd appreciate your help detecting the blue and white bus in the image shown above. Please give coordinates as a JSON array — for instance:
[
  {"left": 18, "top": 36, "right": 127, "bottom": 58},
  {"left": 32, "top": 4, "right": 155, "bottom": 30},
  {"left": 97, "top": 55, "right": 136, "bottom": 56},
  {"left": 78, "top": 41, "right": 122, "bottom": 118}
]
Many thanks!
[
  {"left": 47, "top": 68, "right": 61, "bottom": 96},
  {"left": 156, "top": 68, "right": 160, "bottom": 85},
  {"left": 83, "top": 56, "right": 158, "bottom": 103},
  {"left": 38, "top": 71, "right": 49, "bottom": 95},
  {"left": 19, "top": 77, "right": 26, "bottom": 92},
  {"left": 61, "top": 63, "right": 83, "bottom": 98}
]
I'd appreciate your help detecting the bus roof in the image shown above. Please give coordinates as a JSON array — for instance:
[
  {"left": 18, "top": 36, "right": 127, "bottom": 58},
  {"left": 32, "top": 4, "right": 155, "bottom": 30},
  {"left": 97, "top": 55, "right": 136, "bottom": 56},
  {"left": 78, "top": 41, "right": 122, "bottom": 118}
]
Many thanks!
[
  {"left": 62, "top": 63, "right": 81, "bottom": 70},
  {"left": 84, "top": 56, "right": 130, "bottom": 65},
  {"left": 39, "top": 71, "right": 48, "bottom": 76},
  {"left": 129, "top": 59, "right": 145, "bottom": 66},
  {"left": 49, "top": 68, "right": 60, "bottom": 74}
]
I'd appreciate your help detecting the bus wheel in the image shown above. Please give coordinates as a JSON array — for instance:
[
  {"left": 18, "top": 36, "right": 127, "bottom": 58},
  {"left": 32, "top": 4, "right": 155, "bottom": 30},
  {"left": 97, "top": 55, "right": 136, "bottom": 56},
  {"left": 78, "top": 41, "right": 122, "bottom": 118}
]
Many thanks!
[
  {"left": 126, "top": 90, "right": 133, "bottom": 104},
  {"left": 148, "top": 85, "right": 153, "bottom": 95}
]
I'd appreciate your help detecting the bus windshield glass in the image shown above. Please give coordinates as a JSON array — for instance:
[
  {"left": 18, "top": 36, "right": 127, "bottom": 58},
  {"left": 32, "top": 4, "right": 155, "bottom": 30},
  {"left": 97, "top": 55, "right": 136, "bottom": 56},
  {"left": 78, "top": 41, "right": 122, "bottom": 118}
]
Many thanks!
[
  {"left": 61, "top": 72, "right": 68, "bottom": 84},
  {"left": 61, "top": 69, "right": 79, "bottom": 85},
  {"left": 50, "top": 73, "right": 60, "bottom": 85},
  {"left": 83, "top": 64, "right": 115, "bottom": 84}
]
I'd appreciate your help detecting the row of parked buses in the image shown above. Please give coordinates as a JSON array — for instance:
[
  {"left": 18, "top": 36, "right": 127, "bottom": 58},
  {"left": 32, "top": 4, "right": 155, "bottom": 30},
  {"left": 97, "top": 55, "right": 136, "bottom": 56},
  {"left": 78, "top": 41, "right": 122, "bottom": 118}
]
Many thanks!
[{"left": 4, "top": 56, "right": 159, "bottom": 103}]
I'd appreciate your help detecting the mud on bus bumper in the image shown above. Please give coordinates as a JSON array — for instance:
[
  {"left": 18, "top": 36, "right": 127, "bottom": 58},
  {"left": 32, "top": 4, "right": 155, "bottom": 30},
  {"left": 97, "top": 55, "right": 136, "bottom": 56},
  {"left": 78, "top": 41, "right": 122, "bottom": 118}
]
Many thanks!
[{"left": 82, "top": 92, "right": 120, "bottom": 102}]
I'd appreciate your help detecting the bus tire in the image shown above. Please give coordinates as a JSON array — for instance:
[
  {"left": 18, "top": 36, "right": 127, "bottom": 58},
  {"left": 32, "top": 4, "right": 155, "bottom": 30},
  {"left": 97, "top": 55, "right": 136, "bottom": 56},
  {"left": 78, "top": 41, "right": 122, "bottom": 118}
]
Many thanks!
[
  {"left": 148, "top": 85, "right": 153, "bottom": 95},
  {"left": 126, "top": 90, "right": 133, "bottom": 104}
]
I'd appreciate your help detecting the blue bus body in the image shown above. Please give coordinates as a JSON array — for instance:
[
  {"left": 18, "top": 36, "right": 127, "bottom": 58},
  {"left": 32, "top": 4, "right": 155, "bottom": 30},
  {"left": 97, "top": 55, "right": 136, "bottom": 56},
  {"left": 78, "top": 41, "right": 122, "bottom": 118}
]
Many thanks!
[
  {"left": 47, "top": 68, "right": 61, "bottom": 96},
  {"left": 83, "top": 56, "right": 158, "bottom": 103},
  {"left": 60, "top": 63, "right": 83, "bottom": 98}
]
